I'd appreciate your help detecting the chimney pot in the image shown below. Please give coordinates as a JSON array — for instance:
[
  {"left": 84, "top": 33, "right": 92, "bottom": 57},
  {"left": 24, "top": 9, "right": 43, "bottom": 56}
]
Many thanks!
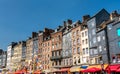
[
  {"left": 82, "top": 15, "right": 90, "bottom": 22},
  {"left": 110, "top": 10, "right": 119, "bottom": 20}
]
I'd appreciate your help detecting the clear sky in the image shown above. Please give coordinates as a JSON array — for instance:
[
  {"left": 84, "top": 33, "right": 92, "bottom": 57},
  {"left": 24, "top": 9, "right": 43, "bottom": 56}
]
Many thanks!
[{"left": 0, "top": 0, "right": 120, "bottom": 50}]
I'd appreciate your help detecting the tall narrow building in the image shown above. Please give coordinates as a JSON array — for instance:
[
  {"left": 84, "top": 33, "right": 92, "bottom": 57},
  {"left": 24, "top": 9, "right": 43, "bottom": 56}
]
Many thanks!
[
  {"left": 38, "top": 28, "right": 54, "bottom": 73},
  {"left": 7, "top": 42, "right": 17, "bottom": 70},
  {"left": 87, "top": 9, "right": 110, "bottom": 64},
  {"left": 50, "top": 26, "right": 63, "bottom": 71},
  {"left": 11, "top": 41, "right": 26, "bottom": 70},
  {"left": 62, "top": 20, "right": 73, "bottom": 68}
]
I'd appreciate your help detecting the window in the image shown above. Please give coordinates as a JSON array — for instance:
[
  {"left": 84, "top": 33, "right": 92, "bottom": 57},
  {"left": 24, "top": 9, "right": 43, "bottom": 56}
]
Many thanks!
[
  {"left": 59, "top": 60, "right": 61, "bottom": 65},
  {"left": 48, "top": 48, "right": 49, "bottom": 51},
  {"left": 97, "top": 36, "right": 101, "bottom": 42},
  {"left": 76, "top": 30, "right": 79, "bottom": 36},
  {"left": 55, "top": 61, "right": 57, "bottom": 65},
  {"left": 73, "top": 32, "right": 76, "bottom": 37},
  {"left": 58, "top": 35, "right": 61, "bottom": 39},
  {"left": 93, "top": 37, "right": 96, "bottom": 44},
  {"left": 82, "top": 40, "right": 84, "bottom": 44},
  {"left": 99, "top": 46, "right": 102, "bottom": 52},
  {"left": 73, "top": 40, "right": 76, "bottom": 45},
  {"left": 82, "top": 32, "right": 84, "bottom": 37},
  {"left": 52, "top": 44, "right": 54, "bottom": 49},
  {"left": 52, "top": 39, "right": 54, "bottom": 42},
  {"left": 85, "top": 31, "right": 88, "bottom": 36},
  {"left": 91, "top": 22, "right": 95, "bottom": 27},
  {"left": 92, "top": 29, "right": 96, "bottom": 35},
  {"left": 117, "top": 28, "right": 120, "bottom": 36},
  {"left": 77, "top": 38, "right": 80, "bottom": 44},
  {"left": 78, "top": 57, "right": 80, "bottom": 63},
  {"left": 66, "top": 59, "right": 68, "bottom": 65},
  {"left": 90, "top": 49, "right": 93, "bottom": 55},
  {"left": 82, "top": 57, "right": 87, "bottom": 63},
  {"left": 66, "top": 51, "right": 68, "bottom": 56},
  {"left": 48, "top": 42, "right": 49, "bottom": 46},
  {"left": 70, "top": 59, "right": 72, "bottom": 65},
  {"left": 118, "top": 41, "right": 120, "bottom": 48},
  {"left": 94, "top": 49, "right": 98, "bottom": 54},
  {"left": 59, "top": 51, "right": 61, "bottom": 55},
  {"left": 63, "top": 51, "right": 65, "bottom": 56},
  {"left": 86, "top": 48, "right": 88, "bottom": 54},
  {"left": 108, "top": 24, "right": 112, "bottom": 30},
  {"left": 85, "top": 39, "right": 88, "bottom": 44},
  {"left": 89, "top": 41, "right": 92, "bottom": 47},
  {"left": 103, "top": 36, "right": 105, "bottom": 40},
  {"left": 57, "top": 51, "right": 59, "bottom": 56},
  {"left": 73, "top": 48, "right": 76, "bottom": 54},
  {"left": 83, "top": 48, "right": 85, "bottom": 54},
  {"left": 77, "top": 47, "right": 80, "bottom": 54}
]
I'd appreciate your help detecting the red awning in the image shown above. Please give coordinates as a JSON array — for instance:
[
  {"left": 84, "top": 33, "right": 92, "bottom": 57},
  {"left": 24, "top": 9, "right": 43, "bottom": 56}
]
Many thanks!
[
  {"left": 57, "top": 68, "right": 70, "bottom": 72},
  {"left": 34, "top": 70, "right": 41, "bottom": 74},
  {"left": 14, "top": 70, "right": 22, "bottom": 74},
  {"left": 116, "top": 68, "right": 120, "bottom": 72},
  {"left": 81, "top": 67, "right": 101, "bottom": 73},
  {"left": 106, "top": 64, "right": 120, "bottom": 72},
  {"left": 21, "top": 69, "right": 28, "bottom": 73}
]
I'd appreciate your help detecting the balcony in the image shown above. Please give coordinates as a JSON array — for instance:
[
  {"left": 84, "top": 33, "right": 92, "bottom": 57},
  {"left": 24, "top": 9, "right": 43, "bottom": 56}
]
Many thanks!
[{"left": 50, "top": 55, "right": 62, "bottom": 61}]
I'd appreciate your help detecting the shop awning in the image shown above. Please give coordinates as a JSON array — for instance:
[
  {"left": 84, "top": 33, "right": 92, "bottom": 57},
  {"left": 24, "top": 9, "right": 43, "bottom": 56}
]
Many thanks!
[
  {"left": 106, "top": 64, "right": 120, "bottom": 72},
  {"left": 70, "top": 66, "right": 88, "bottom": 72},
  {"left": 21, "top": 69, "right": 27, "bottom": 73},
  {"left": 116, "top": 68, "right": 120, "bottom": 72},
  {"left": 14, "top": 70, "right": 22, "bottom": 74},
  {"left": 81, "top": 64, "right": 108, "bottom": 73},
  {"left": 34, "top": 70, "right": 41, "bottom": 74},
  {"left": 58, "top": 68, "right": 70, "bottom": 72},
  {"left": 82, "top": 67, "right": 101, "bottom": 72},
  {"left": 80, "top": 65, "right": 88, "bottom": 69},
  {"left": 50, "top": 68, "right": 60, "bottom": 72},
  {"left": 70, "top": 66, "right": 81, "bottom": 72}
]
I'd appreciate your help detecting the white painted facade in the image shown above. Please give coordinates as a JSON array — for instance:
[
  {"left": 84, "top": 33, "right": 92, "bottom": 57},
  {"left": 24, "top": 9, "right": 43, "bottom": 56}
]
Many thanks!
[
  {"left": 81, "top": 29, "right": 89, "bottom": 64},
  {"left": 7, "top": 45, "right": 12, "bottom": 69}
]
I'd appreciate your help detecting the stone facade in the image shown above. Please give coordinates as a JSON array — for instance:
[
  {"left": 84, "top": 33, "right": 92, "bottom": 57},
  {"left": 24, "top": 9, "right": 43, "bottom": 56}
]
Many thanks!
[
  {"left": 71, "top": 21, "right": 82, "bottom": 66},
  {"left": 51, "top": 31, "right": 63, "bottom": 68},
  {"left": 38, "top": 28, "right": 54, "bottom": 72}
]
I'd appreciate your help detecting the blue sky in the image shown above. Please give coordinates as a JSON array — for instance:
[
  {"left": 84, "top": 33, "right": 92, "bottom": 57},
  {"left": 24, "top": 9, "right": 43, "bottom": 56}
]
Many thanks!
[{"left": 0, "top": 0, "right": 120, "bottom": 50}]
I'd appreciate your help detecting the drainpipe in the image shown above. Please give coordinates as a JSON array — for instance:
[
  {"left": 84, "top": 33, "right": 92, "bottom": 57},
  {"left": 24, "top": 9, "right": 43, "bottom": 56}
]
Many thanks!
[{"left": 104, "top": 27, "right": 111, "bottom": 64}]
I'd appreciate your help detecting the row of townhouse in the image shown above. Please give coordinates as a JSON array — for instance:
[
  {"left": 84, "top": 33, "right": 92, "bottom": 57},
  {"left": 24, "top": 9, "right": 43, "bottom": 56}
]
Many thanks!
[{"left": 6, "top": 9, "right": 120, "bottom": 73}]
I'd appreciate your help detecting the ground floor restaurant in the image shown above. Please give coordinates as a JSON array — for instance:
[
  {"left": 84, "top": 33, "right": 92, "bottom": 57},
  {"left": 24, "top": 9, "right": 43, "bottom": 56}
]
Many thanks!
[
  {"left": 10, "top": 64, "right": 120, "bottom": 74},
  {"left": 52, "top": 64, "right": 120, "bottom": 74}
]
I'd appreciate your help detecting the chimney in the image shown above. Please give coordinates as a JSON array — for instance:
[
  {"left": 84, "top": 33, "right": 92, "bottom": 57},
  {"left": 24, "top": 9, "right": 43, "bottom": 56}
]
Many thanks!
[
  {"left": 67, "top": 19, "right": 72, "bottom": 25},
  {"left": 64, "top": 21, "right": 67, "bottom": 27},
  {"left": 58, "top": 25, "right": 62, "bottom": 29},
  {"left": 82, "top": 15, "right": 90, "bottom": 22},
  {"left": 32, "top": 32, "right": 38, "bottom": 38},
  {"left": 44, "top": 28, "right": 49, "bottom": 32},
  {"left": 110, "top": 11, "right": 119, "bottom": 20}
]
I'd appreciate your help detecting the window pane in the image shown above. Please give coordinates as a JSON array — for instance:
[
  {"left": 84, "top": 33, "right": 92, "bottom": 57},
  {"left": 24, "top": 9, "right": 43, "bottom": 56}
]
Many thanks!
[
  {"left": 117, "top": 28, "right": 120, "bottom": 36},
  {"left": 97, "top": 36, "right": 101, "bottom": 42},
  {"left": 77, "top": 47, "right": 80, "bottom": 54},
  {"left": 92, "top": 29, "right": 96, "bottom": 35}
]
